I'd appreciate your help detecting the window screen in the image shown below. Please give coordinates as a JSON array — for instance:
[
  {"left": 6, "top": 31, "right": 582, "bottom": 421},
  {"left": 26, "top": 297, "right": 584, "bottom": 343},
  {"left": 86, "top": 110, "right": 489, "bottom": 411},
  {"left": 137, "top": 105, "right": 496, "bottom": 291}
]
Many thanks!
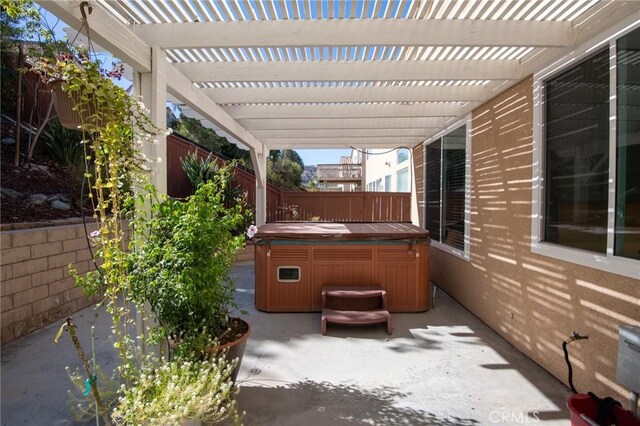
[
  {"left": 425, "top": 141, "right": 442, "bottom": 242},
  {"left": 442, "top": 126, "right": 466, "bottom": 251},
  {"left": 544, "top": 48, "right": 609, "bottom": 253}
]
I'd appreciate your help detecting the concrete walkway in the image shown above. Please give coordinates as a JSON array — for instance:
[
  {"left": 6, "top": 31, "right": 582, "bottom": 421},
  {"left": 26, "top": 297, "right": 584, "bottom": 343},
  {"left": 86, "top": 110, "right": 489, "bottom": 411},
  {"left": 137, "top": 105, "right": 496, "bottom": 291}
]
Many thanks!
[{"left": 2, "top": 261, "right": 571, "bottom": 425}]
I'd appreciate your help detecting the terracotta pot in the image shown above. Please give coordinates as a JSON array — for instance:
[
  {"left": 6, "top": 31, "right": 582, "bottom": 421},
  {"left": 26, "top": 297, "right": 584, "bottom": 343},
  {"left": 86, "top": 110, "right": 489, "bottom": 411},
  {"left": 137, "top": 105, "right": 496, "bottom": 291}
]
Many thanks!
[
  {"left": 49, "top": 79, "right": 107, "bottom": 130},
  {"left": 169, "top": 318, "right": 251, "bottom": 382},
  {"left": 211, "top": 317, "right": 251, "bottom": 383}
]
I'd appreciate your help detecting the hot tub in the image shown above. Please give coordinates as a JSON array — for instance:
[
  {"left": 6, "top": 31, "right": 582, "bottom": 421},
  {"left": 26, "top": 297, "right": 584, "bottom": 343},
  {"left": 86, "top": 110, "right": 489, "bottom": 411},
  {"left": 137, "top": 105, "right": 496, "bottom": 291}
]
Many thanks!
[{"left": 254, "top": 222, "right": 430, "bottom": 312}]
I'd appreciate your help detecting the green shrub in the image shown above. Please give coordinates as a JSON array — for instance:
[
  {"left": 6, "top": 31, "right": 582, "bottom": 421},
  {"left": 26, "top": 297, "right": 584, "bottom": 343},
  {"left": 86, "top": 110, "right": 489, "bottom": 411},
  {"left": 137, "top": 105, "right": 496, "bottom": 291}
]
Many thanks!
[
  {"left": 42, "top": 118, "right": 84, "bottom": 166},
  {"left": 181, "top": 151, "right": 220, "bottom": 190}
]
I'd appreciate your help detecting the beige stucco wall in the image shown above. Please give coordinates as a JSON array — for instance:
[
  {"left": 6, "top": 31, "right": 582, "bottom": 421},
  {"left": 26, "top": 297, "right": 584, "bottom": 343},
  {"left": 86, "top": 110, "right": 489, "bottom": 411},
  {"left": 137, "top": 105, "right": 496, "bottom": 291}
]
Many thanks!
[{"left": 426, "top": 76, "right": 640, "bottom": 403}]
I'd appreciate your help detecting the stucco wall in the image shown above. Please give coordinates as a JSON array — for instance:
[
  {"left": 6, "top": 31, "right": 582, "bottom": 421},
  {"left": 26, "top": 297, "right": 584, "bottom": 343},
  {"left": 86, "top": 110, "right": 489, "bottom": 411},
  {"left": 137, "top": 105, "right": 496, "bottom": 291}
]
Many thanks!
[
  {"left": 428, "top": 76, "right": 640, "bottom": 403},
  {"left": 1, "top": 222, "right": 101, "bottom": 344}
]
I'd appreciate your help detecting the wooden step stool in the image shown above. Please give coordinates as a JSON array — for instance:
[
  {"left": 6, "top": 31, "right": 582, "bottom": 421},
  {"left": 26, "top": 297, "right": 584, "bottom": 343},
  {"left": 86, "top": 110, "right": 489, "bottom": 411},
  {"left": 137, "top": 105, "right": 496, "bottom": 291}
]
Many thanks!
[{"left": 321, "top": 286, "right": 392, "bottom": 335}]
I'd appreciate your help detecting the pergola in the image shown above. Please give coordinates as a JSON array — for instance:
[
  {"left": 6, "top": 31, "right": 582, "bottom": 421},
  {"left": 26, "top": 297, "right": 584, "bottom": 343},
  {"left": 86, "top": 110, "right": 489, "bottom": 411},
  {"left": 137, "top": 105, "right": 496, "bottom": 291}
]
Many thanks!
[{"left": 40, "top": 0, "right": 640, "bottom": 225}]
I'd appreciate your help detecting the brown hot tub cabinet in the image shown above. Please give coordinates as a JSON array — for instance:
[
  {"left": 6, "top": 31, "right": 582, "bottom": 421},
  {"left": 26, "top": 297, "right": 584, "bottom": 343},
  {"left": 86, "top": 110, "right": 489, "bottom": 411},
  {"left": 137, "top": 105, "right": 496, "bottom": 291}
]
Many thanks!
[{"left": 254, "top": 222, "right": 431, "bottom": 312}]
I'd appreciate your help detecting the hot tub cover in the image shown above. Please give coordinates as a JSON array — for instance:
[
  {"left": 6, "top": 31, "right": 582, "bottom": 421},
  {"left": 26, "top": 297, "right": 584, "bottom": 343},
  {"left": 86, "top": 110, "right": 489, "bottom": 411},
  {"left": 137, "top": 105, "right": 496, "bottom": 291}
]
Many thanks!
[{"left": 254, "top": 222, "right": 430, "bottom": 242}]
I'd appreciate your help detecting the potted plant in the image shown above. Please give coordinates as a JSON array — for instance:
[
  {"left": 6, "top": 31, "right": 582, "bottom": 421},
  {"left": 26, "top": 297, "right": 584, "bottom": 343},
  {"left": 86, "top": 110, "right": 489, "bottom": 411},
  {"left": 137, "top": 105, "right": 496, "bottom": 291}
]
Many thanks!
[
  {"left": 20, "top": 15, "right": 247, "bottom": 426},
  {"left": 7, "top": 1, "right": 252, "bottom": 421},
  {"left": 33, "top": 51, "right": 128, "bottom": 131},
  {"left": 112, "top": 354, "right": 242, "bottom": 426},
  {"left": 127, "top": 163, "right": 253, "bottom": 380}
]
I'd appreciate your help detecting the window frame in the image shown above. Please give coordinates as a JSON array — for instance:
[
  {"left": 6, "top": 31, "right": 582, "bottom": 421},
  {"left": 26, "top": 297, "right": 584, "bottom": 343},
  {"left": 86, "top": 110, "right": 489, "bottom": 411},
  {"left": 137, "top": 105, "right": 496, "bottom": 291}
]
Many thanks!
[
  {"left": 396, "top": 167, "right": 409, "bottom": 192},
  {"left": 423, "top": 116, "right": 472, "bottom": 260},
  {"left": 531, "top": 21, "right": 640, "bottom": 279}
]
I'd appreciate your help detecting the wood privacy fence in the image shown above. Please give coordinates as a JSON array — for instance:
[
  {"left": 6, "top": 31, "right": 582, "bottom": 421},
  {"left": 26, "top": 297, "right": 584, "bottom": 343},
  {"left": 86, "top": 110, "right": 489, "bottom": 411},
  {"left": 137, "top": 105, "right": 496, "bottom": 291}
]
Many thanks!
[
  {"left": 167, "top": 134, "right": 411, "bottom": 223},
  {"left": 268, "top": 192, "right": 411, "bottom": 222}
]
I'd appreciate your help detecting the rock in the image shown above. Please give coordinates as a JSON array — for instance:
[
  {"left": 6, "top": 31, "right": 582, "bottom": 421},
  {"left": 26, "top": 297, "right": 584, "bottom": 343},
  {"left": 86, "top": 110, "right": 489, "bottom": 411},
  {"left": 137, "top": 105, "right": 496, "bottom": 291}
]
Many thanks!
[
  {"left": 48, "top": 194, "right": 70, "bottom": 203},
  {"left": 28, "top": 194, "right": 49, "bottom": 205},
  {"left": 26, "top": 164, "right": 53, "bottom": 177},
  {"left": 51, "top": 200, "right": 71, "bottom": 210},
  {"left": 1, "top": 137, "right": 16, "bottom": 145},
  {"left": 0, "top": 188, "right": 22, "bottom": 198}
]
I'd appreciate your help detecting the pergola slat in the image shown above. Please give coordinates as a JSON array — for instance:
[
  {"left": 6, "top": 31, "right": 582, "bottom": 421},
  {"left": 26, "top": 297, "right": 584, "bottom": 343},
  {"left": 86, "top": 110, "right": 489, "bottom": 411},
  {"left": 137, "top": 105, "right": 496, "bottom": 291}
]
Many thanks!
[
  {"left": 250, "top": 128, "right": 433, "bottom": 139},
  {"left": 261, "top": 136, "right": 425, "bottom": 149},
  {"left": 238, "top": 117, "right": 450, "bottom": 130},
  {"left": 131, "top": 18, "right": 573, "bottom": 49},
  {"left": 223, "top": 103, "right": 465, "bottom": 119},
  {"left": 205, "top": 84, "right": 489, "bottom": 104},
  {"left": 175, "top": 60, "right": 522, "bottom": 82}
]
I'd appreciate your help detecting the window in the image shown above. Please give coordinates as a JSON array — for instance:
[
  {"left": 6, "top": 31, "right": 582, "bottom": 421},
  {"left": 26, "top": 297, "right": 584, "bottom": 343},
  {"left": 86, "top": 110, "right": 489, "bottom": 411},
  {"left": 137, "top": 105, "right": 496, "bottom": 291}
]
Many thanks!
[
  {"left": 615, "top": 28, "right": 640, "bottom": 261},
  {"left": 544, "top": 48, "right": 609, "bottom": 253},
  {"left": 384, "top": 175, "right": 391, "bottom": 192},
  {"left": 396, "top": 168, "right": 409, "bottom": 192},
  {"left": 533, "top": 25, "right": 639, "bottom": 278},
  {"left": 425, "top": 141, "right": 441, "bottom": 242},
  {"left": 397, "top": 148, "right": 409, "bottom": 164},
  {"left": 424, "top": 124, "right": 469, "bottom": 255}
]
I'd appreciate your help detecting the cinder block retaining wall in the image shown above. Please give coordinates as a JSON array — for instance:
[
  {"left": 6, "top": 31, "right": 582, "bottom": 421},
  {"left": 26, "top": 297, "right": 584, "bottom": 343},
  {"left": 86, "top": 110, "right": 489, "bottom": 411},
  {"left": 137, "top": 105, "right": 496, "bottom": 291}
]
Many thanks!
[
  {"left": 1, "top": 221, "right": 99, "bottom": 344},
  {"left": 1, "top": 220, "right": 255, "bottom": 344}
]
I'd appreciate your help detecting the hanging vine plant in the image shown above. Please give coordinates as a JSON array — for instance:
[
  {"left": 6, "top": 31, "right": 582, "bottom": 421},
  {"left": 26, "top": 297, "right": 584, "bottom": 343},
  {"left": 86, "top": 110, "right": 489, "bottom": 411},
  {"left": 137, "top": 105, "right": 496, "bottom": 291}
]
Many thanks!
[
  {"left": 32, "top": 46, "right": 168, "bottom": 419},
  {"left": 12, "top": 1, "right": 245, "bottom": 424}
]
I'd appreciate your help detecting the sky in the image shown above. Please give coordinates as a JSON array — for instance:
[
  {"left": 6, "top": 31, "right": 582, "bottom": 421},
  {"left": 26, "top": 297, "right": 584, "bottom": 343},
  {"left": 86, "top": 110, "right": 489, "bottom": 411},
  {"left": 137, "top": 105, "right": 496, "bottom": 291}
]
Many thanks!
[
  {"left": 296, "top": 149, "right": 353, "bottom": 166},
  {"left": 39, "top": 8, "right": 356, "bottom": 167}
]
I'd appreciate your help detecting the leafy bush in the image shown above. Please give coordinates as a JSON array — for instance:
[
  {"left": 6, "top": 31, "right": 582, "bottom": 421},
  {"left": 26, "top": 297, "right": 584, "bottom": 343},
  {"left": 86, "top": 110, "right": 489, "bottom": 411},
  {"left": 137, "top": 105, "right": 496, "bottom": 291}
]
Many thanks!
[
  {"left": 128, "top": 164, "right": 250, "bottom": 344},
  {"left": 181, "top": 151, "right": 220, "bottom": 190}
]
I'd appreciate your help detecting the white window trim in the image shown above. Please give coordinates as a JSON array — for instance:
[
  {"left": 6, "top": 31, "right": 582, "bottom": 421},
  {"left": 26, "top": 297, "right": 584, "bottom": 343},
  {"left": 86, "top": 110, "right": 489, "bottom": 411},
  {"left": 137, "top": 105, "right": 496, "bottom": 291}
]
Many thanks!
[
  {"left": 423, "top": 115, "right": 472, "bottom": 261},
  {"left": 531, "top": 19, "right": 640, "bottom": 280}
]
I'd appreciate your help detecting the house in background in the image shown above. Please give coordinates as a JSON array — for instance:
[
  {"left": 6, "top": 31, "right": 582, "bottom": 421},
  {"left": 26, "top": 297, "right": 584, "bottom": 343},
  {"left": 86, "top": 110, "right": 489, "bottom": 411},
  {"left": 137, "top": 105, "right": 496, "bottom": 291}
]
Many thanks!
[
  {"left": 316, "top": 155, "right": 363, "bottom": 192},
  {"left": 363, "top": 148, "right": 412, "bottom": 193}
]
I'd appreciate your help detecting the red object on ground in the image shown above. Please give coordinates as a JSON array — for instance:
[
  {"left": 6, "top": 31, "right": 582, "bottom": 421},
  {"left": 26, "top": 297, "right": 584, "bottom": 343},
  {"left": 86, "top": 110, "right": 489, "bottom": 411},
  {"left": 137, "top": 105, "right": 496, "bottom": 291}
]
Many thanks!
[{"left": 568, "top": 393, "right": 640, "bottom": 426}]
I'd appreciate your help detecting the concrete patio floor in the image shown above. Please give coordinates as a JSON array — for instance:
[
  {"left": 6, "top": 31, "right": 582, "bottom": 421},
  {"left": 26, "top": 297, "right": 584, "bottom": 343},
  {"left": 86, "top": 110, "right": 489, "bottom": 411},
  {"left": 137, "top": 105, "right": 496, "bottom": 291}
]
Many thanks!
[{"left": 2, "top": 260, "right": 571, "bottom": 425}]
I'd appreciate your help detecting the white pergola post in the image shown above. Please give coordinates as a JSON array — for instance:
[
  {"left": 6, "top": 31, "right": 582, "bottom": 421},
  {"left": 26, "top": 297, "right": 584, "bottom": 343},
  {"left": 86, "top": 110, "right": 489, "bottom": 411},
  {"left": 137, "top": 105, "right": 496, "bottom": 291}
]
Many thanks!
[
  {"left": 139, "top": 46, "right": 168, "bottom": 194},
  {"left": 253, "top": 151, "right": 268, "bottom": 226},
  {"left": 132, "top": 47, "right": 167, "bottom": 356}
]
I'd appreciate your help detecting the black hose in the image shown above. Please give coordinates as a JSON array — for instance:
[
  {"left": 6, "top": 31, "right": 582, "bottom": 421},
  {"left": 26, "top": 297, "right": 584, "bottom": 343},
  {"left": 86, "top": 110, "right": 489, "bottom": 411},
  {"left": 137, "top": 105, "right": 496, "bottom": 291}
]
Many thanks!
[{"left": 563, "top": 340, "right": 578, "bottom": 393}]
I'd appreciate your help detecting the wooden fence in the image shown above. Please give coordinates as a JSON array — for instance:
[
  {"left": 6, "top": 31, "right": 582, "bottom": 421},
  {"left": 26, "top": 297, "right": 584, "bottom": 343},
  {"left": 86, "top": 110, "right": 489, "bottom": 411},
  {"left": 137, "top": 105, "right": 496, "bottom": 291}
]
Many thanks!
[
  {"left": 267, "top": 192, "right": 411, "bottom": 223},
  {"left": 167, "top": 134, "right": 411, "bottom": 223}
]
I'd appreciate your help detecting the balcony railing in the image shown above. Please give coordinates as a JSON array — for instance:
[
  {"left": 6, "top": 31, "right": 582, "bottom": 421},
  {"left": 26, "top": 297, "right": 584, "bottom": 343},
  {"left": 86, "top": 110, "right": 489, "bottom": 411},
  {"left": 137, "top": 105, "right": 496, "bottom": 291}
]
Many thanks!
[{"left": 317, "top": 163, "right": 362, "bottom": 181}]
